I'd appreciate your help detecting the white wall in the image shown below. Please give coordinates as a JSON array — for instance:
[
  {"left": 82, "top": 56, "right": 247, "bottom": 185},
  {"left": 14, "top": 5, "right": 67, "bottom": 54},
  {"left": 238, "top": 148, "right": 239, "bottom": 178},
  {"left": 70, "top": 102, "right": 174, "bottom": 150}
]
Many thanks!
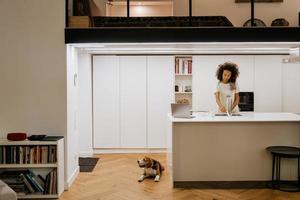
[
  {"left": 0, "top": 0, "right": 66, "bottom": 137},
  {"left": 173, "top": 0, "right": 300, "bottom": 26},
  {"left": 78, "top": 53, "right": 93, "bottom": 157},
  {"left": 66, "top": 45, "right": 80, "bottom": 188},
  {"left": 108, "top": 5, "right": 173, "bottom": 17},
  {"left": 0, "top": 0, "right": 68, "bottom": 187}
]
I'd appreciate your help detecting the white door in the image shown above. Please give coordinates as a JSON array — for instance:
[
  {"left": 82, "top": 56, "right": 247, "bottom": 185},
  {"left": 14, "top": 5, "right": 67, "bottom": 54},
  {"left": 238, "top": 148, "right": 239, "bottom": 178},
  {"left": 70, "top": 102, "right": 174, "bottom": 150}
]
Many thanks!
[
  {"left": 120, "top": 56, "right": 147, "bottom": 148},
  {"left": 193, "top": 56, "right": 225, "bottom": 112},
  {"left": 147, "top": 56, "right": 174, "bottom": 148},
  {"left": 93, "top": 56, "right": 120, "bottom": 148},
  {"left": 282, "top": 60, "right": 300, "bottom": 113},
  {"left": 224, "top": 56, "right": 255, "bottom": 92},
  {"left": 254, "top": 55, "right": 282, "bottom": 112}
]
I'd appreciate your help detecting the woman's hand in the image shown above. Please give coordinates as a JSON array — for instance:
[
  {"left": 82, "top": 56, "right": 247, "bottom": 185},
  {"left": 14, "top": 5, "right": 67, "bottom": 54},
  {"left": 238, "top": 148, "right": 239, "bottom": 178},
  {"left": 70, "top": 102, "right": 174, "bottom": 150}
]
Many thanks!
[{"left": 220, "top": 106, "right": 226, "bottom": 113}]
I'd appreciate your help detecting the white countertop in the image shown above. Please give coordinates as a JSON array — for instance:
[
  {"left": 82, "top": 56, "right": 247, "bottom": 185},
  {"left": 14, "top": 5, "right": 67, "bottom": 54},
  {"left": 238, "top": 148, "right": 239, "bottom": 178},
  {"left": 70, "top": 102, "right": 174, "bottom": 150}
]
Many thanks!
[{"left": 169, "top": 112, "right": 300, "bottom": 123}]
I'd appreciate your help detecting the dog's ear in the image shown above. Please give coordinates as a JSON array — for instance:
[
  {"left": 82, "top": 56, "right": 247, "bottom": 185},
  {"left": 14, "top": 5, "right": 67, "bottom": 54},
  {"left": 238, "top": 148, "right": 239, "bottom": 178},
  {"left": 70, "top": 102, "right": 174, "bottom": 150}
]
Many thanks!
[{"left": 145, "top": 157, "right": 153, "bottom": 168}]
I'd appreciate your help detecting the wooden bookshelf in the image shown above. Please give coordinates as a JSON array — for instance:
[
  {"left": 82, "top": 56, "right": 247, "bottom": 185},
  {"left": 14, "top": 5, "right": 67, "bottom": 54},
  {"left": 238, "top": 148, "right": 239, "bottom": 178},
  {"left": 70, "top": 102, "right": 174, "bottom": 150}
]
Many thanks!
[{"left": 0, "top": 138, "right": 64, "bottom": 199}]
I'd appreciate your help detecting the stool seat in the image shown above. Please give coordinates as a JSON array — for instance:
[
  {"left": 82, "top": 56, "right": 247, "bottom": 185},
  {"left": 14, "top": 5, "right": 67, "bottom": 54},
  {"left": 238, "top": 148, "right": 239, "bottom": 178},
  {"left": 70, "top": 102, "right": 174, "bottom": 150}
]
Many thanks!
[
  {"left": 267, "top": 146, "right": 300, "bottom": 158},
  {"left": 266, "top": 146, "right": 300, "bottom": 192}
]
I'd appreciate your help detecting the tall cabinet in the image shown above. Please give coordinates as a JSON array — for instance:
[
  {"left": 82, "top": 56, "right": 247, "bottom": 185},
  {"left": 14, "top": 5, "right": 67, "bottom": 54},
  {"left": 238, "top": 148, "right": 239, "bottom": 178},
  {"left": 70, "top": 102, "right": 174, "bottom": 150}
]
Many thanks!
[
  {"left": 93, "top": 56, "right": 120, "bottom": 148},
  {"left": 147, "top": 56, "right": 174, "bottom": 148},
  {"left": 93, "top": 55, "right": 173, "bottom": 149},
  {"left": 192, "top": 56, "right": 224, "bottom": 111},
  {"left": 282, "top": 61, "right": 300, "bottom": 113},
  {"left": 254, "top": 56, "right": 282, "bottom": 112},
  {"left": 119, "top": 56, "right": 147, "bottom": 148}
]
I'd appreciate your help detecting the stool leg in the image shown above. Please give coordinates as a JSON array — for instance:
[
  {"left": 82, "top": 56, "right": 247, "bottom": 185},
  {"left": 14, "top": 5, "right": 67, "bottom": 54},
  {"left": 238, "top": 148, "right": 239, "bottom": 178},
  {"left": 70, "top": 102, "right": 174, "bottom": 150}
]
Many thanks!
[
  {"left": 298, "top": 157, "right": 300, "bottom": 186},
  {"left": 278, "top": 156, "right": 281, "bottom": 184},
  {"left": 276, "top": 156, "right": 279, "bottom": 185},
  {"left": 272, "top": 155, "right": 275, "bottom": 187}
]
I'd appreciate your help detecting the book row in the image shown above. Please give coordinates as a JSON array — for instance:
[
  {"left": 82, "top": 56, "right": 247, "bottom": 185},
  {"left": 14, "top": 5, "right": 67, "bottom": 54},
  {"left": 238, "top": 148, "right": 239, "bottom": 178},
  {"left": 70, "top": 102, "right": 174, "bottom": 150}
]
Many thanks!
[
  {"left": 0, "top": 169, "right": 57, "bottom": 195},
  {"left": 0, "top": 145, "right": 57, "bottom": 164},
  {"left": 175, "top": 58, "right": 192, "bottom": 74}
]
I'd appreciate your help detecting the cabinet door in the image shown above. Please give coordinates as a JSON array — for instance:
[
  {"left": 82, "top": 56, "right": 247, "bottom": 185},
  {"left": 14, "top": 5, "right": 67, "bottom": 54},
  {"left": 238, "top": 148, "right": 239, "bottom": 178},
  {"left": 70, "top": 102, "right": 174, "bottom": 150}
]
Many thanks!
[
  {"left": 147, "top": 56, "right": 174, "bottom": 148},
  {"left": 93, "top": 56, "right": 120, "bottom": 148},
  {"left": 282, "top": 61, "right": 300, "bottom": 113},
  {"left": 120, "top": 56, "right": 147, "bottom": 148},
  {"left": 224, "top": 55, "right": 254, "bottom": 92},
  {"left": 254, "top": 56, "right": 282, "bottom": 112},
  {"left": 193, "top": 56, "right": 224, "bottom": 112}
]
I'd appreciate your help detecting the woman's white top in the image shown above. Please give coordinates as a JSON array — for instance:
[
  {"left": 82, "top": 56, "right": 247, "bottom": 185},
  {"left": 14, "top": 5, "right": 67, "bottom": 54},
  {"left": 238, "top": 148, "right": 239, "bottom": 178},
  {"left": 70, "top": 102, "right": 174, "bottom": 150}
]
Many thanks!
[{"left": 215, "top": 82, "right": 240, "bottom": 113}]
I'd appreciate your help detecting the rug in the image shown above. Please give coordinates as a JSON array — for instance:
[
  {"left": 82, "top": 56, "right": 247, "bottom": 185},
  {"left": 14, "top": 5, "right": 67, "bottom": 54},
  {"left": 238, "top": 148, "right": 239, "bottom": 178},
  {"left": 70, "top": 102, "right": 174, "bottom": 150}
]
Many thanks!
[{"left": 79, "top": 157, "right": 99, "bottom": 172}]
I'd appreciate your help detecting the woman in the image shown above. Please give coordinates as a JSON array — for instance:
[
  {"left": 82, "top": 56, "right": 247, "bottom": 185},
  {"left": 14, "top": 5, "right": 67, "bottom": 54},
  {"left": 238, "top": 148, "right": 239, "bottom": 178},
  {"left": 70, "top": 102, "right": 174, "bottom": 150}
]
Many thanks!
[{"left": 215, "top": 62, "right": 240, "bottom": 113}]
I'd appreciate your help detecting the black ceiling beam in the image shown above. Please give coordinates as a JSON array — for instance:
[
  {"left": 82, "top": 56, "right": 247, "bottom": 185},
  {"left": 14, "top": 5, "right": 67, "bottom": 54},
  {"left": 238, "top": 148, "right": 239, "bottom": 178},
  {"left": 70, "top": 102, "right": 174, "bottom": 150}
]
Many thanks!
[{"left": 65, "top": 27, "right": 300, "bottom": 43}]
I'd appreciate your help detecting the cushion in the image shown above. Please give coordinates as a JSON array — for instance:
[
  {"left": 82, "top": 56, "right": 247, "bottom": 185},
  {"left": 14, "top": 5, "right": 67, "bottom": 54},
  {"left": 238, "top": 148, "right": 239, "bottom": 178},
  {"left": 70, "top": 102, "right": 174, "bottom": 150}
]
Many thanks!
[{"left": 0, "top": 180, "right": 17, "bottom": 200}]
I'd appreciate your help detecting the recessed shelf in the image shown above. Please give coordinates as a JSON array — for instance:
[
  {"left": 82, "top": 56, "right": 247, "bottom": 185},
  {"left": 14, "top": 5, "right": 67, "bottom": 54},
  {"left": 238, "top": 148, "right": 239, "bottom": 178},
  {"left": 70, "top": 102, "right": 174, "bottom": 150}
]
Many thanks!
[{"left": 175, "top": 74, "right": 192, "bottom": 76}]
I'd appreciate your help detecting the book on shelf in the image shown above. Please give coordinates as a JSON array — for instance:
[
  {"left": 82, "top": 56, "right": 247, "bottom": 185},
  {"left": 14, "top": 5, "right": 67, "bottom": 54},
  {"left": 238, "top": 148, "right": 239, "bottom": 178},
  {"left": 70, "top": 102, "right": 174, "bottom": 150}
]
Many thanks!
[
  {"left": 0, "top": 169, "right": 57, "bottom": 195},
  {"left": 175, "top": 57, "right": 192, "bottom": 74},
  {"left": 0, "top": 145, "right": 57, "bottom": 164}
]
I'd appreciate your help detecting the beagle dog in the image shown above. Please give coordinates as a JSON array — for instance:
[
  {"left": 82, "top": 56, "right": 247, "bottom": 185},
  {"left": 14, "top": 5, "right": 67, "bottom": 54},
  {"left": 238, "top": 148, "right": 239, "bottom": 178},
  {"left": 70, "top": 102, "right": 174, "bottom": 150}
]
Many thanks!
[{"left": 137, "top": 156, "right": 164, "bottom": 182}]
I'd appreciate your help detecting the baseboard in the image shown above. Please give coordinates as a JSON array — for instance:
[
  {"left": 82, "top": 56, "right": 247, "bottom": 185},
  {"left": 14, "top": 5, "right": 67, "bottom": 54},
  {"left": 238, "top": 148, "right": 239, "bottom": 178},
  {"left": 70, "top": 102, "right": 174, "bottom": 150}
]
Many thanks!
[
  {"left": 174, "top": 181, "right": 272, "bottom": 189},
  {"left": 79, "top": 150, "right": 94, "bottom": 157},
  {"left": 93, "top": 148, "right": 167, "bottom": 154},
  {"left": 65, "top": 166, "right": 80, "bottom": 190}
]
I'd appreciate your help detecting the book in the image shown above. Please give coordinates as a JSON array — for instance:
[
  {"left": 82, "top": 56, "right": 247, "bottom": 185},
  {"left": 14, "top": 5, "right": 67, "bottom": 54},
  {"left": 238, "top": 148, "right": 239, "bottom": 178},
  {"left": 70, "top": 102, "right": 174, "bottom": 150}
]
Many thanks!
[
  {"left": 25, "top": 173, "right": 41, "bottom": 192},
  {"left": 20, "top": 173, "right": 35, "bottom": 193}
]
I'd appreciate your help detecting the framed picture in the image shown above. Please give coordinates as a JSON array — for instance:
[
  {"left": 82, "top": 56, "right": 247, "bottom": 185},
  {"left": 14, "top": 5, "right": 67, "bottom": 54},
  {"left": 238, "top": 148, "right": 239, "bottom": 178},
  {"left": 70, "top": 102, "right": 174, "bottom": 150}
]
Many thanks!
[{"left": 235, "top": 0, "right": 283, "bottom": 2}]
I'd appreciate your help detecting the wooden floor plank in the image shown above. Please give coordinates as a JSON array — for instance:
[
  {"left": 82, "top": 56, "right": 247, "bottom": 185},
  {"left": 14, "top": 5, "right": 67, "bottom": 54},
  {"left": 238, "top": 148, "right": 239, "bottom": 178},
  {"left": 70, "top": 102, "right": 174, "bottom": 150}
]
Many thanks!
[{"left": 60, "top": 154, "right": 300, "bottom": 200}]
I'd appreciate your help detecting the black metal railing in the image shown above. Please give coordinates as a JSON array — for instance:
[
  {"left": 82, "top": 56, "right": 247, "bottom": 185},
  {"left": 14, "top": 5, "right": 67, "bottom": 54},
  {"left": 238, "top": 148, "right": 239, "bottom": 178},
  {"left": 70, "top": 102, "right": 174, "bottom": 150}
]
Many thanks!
[{"left": 66, "top": 0, "right": 296, "bottom": 28}]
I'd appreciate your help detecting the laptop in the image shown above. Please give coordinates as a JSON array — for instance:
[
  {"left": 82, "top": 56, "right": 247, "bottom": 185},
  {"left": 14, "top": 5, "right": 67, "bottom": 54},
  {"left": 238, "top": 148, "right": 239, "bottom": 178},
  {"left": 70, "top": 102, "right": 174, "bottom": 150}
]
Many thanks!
[{"left": 171, "top": 103, "right": 195, "bottom": 118}]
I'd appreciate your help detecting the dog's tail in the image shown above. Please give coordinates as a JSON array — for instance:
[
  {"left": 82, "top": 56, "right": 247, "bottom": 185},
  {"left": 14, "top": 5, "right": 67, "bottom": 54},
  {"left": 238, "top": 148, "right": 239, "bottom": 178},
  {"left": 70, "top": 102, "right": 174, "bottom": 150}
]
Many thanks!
[{"left": 161, "top": 165, "right": 165, "bottom": 171}]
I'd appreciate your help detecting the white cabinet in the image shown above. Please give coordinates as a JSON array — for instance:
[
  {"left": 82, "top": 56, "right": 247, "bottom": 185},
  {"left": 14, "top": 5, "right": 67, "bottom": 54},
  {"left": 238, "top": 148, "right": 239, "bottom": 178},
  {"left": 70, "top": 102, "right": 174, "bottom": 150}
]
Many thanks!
[
  {"left": 192, "top": 56, "right": 224, "bottom": 112},
  {"left": 93, "top": 56, "right": 120, "bottom": 148},
  {"left": 224, "top": 55, "right": 254, "bottom": 92},
  {"left": 93, "top": 55, "right": 174, "bottom": 149},
  {"left": 147, "top": 56, "right": 174, "bottom": 148},
  {"left": 119, "top": 56, "right": 147, "bottom": 148},
  {"left": 254, "top": 56, "right": 282, "bottom": 112},
  {"left": 282, "top": 61, "right": 300, "bottom": 113}
]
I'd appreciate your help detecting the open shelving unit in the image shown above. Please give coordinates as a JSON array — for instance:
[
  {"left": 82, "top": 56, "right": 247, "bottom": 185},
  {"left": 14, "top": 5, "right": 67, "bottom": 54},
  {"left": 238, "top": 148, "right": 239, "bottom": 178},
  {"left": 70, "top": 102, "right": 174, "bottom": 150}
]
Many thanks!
[
  {"left": 174, "top": 56, "right": 193, "bottom": 106},
  {"left": 0, "top": 138, "right": 64, "bottom": 199}
]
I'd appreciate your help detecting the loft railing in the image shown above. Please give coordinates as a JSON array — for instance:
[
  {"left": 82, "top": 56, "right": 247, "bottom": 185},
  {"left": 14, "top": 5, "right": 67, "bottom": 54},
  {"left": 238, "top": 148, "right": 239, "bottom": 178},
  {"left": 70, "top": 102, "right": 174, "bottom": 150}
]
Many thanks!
[{"left": 66, "top": 0, "right": 297, "bottom": 28}]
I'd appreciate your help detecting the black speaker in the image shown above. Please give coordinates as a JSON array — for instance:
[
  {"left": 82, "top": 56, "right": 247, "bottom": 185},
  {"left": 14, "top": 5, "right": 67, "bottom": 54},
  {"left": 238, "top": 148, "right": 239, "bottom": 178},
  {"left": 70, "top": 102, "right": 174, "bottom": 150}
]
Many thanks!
[{"left": 299, "top": 12, "right": 300, "bottom": 26}]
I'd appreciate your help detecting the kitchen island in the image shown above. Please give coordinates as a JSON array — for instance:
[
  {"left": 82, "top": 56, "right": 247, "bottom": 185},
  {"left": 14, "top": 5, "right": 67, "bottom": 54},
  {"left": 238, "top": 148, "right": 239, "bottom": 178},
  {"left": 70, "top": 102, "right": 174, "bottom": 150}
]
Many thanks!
[{"left": 167, "top": 112, "right": 300, "bottom": 188}]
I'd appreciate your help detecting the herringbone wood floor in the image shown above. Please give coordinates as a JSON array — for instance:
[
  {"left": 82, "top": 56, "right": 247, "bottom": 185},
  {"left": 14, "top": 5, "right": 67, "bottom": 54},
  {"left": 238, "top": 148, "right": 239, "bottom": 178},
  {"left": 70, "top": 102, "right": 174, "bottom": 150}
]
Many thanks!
[{"left": 60, "top": 154, "right": 300, "bottom": 200}]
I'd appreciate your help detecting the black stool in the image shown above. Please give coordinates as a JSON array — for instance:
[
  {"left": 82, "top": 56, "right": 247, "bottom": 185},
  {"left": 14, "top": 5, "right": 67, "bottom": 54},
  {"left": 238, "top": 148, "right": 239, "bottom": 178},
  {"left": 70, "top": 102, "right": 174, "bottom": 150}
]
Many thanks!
[{"left": 266, "top": 146, "right": 300, "bottom": 192}]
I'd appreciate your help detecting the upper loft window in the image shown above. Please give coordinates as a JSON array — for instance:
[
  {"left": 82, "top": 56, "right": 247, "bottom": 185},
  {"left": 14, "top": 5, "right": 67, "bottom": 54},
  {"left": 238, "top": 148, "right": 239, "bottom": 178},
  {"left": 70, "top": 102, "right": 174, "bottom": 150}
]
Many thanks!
[{"left": 67, "top": 0, "right": 300, "bottom": 28}]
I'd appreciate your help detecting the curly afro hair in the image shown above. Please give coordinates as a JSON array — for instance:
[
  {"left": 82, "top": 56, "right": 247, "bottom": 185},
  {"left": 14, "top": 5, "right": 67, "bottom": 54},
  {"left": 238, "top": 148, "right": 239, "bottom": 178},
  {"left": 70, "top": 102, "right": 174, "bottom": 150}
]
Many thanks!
[{"left": 216, "top": 62, "right": 240, "bottom": 83}]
